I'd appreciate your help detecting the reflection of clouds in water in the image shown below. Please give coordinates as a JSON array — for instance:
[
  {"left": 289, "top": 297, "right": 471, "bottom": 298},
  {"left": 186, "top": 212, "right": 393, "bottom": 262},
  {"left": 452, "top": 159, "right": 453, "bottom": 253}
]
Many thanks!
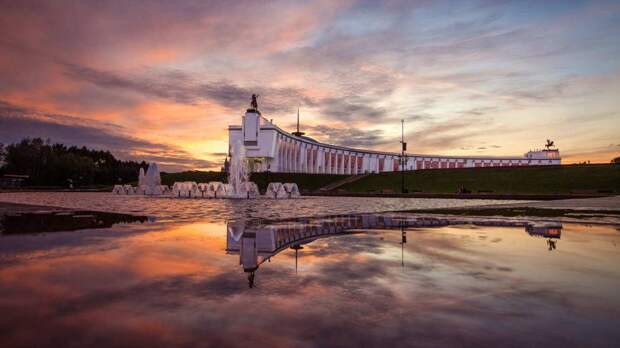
[{"left": 2, "top": 216, "right": 620, "bottom": 347}]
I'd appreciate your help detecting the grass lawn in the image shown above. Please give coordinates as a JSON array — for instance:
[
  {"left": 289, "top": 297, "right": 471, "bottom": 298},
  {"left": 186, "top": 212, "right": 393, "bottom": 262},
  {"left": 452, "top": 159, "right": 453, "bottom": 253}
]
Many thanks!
[
  {"left": 339, "top": 164, "right": 620, "bottom": 195},
  {"left": 250, "top": 172, "right": 347, "bottom": 192},
  {"left": 160, "top": 170, "right": 347, "bottom": 192},
  {"left": 160, "top": 171, "right": 227, "bottom": 186}
]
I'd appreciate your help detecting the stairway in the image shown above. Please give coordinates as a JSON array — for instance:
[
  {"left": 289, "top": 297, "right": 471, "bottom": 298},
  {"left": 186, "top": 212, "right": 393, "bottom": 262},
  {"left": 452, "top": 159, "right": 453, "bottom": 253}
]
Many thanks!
[{"left": 318, "top": 174, "right": 370, "bottom": 192}]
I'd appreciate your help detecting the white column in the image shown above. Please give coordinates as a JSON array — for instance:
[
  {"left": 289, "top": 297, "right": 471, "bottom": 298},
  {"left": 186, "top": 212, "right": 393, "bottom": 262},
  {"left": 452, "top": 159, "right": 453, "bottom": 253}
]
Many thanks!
[
  {"left": 286, "top": 139, "right": 291, "bottom": 172},
  {"left": 293, "top": 142, "right": 298, "bottom": 173},
  {"left": 291, "top": 140, "right": 297, "bottom": 173},
  {"left": 293, "top": 141, "right": 297, "bottom": 172},
  {"left": 300, "top": 143, "right": 306, "bottom": 173},
  {"left": 310, "top": 147, "right": 314, "bottom": 173},
  {"left": 300, "top": 143, "right": 305, "bottom": 173},
  {"left": 297, "top": 142, "right": 302, "bottom": 173},
  {"left": 274, "top": 138, "right": 279, "bottom": 172},
  {"left": 339, "top": 152, "right": 345, "bottom": 174},
  {"left": 326, "top": 149, "right": 330, "bottom": 174},
  {"left": 277, "top": 138, "right": 284, "bottom": 172},
  {"left": 310, "top": 146, "right": 314, "bottom": 174},
  {"left": 346, "top": 153, "right": 351, "bottom": 175},
  {"left": 371, "top": 155, "right": 377, "bottom": 173},
  {"left": 288, "top": 141, "right": 293, "bottom": 173},
  {"left": 273, "top": 136, "right": 282, "bottom": 172},
  {"left": 314, "top": 147, "right": 320, "bottom": 174},
  {"left": 281, "top": 139, "right": 286, "bottom": 172},
  {"left": 337, "top": 151, "right": 341, "bottom": 174},
  {"left": 334, "top": 151, "right": 339, "bottom": 174},
  {"left": 325, "top": 151, "right": 330, "bottom": 174},
  {"left": 335, "top": 152, "right": 339, "bottom": 174},
  {"left": 361, "top": 155, "right": 365, "bottom": 174},
  {"left": 283, "top": 139, "right": 287, "bottom": 172},
  {"left": 298, "top": 142, "right": 306, "bottom": 173},
  {"left": 289, "top": 140, "right": 294, "bottom": 173}
]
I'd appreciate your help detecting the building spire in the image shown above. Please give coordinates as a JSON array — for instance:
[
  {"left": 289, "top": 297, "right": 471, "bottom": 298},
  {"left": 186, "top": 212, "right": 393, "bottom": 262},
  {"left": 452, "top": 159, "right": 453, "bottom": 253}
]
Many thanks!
[{"left": 292, "top": 107, "right": 305, "bottom": 137}]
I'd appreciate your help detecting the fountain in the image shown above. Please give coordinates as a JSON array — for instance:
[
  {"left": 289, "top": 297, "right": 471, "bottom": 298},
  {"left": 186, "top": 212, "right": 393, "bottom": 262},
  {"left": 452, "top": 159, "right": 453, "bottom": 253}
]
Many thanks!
[
  {"left": 283, "top": 183, "right": 301, "bottom": 198},
  {"left": 114, "top": 163, "right": 169, "bottom": 196},
  {"left": 226, "top": 140, "right": 251, "bottom": 198},
  {"left": 123, "top": 184, "right": 135, "bottom": 195},
  {"left": 265, "top": 182, "right": 287, "bottom": 199},
  {"left": 114, "top": 154, "right": 298, "bottom": 199},
  {"left": 172, "top": 181, "right": 199, "bottom": 198}
]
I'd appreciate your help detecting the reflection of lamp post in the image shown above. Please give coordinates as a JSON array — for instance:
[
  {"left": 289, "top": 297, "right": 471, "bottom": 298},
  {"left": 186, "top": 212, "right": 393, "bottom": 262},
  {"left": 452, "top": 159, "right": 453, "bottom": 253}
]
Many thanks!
[
  {"left": 291, "top": 244, "right": 303, "bottom": 274},
  {"left": 400, "top": 223, "right": 407, "bottom": 267}
]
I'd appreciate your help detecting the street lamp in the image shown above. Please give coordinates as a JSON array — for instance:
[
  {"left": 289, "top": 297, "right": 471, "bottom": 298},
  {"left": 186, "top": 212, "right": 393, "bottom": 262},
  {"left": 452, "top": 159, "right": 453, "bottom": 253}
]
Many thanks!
[{"left": 400, "top": 119, "right": 407, "bottom": 194}]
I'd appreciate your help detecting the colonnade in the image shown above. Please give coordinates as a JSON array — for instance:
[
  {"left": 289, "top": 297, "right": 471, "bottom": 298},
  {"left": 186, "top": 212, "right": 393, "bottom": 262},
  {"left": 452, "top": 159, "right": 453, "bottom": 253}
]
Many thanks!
[
  {"left": 266, "top": 133, "right": 555, "bottom": 174},
  {"left": 274, "top": 134, "right": 401, "bottom": 174}
]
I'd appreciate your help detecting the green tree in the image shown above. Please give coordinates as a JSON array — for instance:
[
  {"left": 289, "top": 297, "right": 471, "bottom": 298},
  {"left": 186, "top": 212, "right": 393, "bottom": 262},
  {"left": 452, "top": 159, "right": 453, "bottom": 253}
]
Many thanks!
[{"left": 1, "top": 138, "right": 147, "bottom": 187}]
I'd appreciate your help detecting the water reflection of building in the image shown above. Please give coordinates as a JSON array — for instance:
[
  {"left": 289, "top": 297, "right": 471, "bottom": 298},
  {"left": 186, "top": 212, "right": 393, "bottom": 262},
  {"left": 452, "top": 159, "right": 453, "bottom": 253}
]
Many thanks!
[
  {"left": 226, "top": 215, "right": 565, "bottom": 286},
  {"left": 526, "top": 223, "right": 563, "bottom": 238},
  {"left": 526, "top": 223, "right": 562, "bottom": 251}
]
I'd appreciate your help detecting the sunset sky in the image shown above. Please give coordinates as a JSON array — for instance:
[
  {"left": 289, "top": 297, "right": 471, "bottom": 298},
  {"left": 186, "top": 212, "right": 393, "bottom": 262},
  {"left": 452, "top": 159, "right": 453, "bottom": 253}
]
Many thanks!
[{"left": 1, "top": 0, "right": 619, "bottom": 171}]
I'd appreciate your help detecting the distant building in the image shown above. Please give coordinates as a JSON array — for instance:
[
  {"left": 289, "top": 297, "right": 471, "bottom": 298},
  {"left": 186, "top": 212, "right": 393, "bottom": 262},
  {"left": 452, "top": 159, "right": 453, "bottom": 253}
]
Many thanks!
[{"left": 229, "top": 109, "right": 561, "bottom": 174}]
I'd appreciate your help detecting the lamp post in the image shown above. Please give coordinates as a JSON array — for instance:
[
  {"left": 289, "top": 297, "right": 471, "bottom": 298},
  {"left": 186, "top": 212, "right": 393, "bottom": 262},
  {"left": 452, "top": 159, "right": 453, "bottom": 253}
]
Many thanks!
[{"left": 401, "top": 119, "right": 407, "bottom": 193}]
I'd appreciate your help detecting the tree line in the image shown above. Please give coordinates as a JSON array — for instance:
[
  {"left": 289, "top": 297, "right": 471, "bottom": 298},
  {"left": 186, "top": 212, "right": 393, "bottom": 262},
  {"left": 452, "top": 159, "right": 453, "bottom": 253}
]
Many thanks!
[{"left": 0, "top": 138, "right": 147, "bottom": 187}]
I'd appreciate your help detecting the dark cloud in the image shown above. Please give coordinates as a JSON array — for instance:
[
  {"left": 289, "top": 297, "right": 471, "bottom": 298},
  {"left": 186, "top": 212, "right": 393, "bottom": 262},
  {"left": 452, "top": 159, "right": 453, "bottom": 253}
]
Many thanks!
[
  {"left": 62, "top": 62, "right": 311, "bottom": 115},
  {"left": 302, "top": 125, "right": 392, "bottom": 148},
  {"left": 458, "top": 106, "right": 499, "bottom": 116},
  {"left": 404, "top": 116, "right": 498, "bottom": 153},
  {"left": 62, "top": 60, "right": 398, "bottom": 125},
  {"left": 0, "top": 100, "right": 217, "bottom": 171},
  {"left": 310, "top": 96, "right": 389, "bottom": 123}
]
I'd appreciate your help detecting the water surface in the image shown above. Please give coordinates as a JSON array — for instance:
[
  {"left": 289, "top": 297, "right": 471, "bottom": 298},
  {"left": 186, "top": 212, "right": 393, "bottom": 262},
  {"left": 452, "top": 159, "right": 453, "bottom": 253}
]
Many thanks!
[
  {"left": 0, "top": 192, "right": 526, "bottom": 222},
  {"left": 1, "top": 211, "right": 619, "bottom": 347}
]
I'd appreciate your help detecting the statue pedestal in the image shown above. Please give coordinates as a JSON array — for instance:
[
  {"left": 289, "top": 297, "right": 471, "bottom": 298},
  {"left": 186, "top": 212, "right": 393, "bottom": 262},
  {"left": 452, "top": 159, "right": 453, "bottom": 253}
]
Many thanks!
[{"left": 242, "top": 110, "right": 260, "bottom": 146}]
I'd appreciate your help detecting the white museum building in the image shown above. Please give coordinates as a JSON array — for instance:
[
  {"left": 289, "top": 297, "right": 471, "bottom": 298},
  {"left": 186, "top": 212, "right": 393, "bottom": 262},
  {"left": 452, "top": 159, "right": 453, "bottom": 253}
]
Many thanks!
[{"left": 228, "top": 108, "right": 561, "bottom": 174}]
